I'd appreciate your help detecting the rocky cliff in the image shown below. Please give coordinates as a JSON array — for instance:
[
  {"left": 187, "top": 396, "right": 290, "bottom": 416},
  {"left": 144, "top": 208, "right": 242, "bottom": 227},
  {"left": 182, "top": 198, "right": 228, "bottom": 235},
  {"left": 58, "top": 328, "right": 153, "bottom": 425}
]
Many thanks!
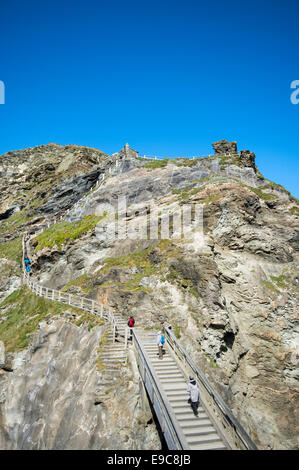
[{"left": 0, "top": 140, "right": 298, "bottom": 450}]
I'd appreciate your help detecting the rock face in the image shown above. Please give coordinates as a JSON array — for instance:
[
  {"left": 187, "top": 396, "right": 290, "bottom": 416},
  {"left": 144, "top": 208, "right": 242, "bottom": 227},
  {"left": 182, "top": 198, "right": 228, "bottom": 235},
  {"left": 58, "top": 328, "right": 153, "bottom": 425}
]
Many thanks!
[
  {"left": 37, "top": 168, "right": 103, "bottom": 216},
  {"left": 239, "top": 150, "right": 256, "bottom": 171},
  {"left": 212, "top": 140, "right": 238, "bottom": 155},
  {"left": 0, "top": 140, "right": 298, "bottom": 450},
  {"left": 0, "top": 318, "right": 160, "bottom": 450}
]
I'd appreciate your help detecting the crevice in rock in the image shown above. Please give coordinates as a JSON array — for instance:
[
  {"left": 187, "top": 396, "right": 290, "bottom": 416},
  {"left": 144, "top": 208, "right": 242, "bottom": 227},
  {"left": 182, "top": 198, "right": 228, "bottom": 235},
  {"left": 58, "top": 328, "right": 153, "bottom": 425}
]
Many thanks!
[{"left": 223, "top": 331, "right": 235, "bottom": 349}]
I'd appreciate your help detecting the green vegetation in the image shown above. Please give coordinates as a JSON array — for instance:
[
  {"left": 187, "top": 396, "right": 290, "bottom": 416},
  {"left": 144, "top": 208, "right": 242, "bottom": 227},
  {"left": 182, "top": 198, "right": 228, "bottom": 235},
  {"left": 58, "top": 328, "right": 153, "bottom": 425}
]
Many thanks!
[
  {"left": 289, "top": 206, "right": 299, "bottom": 216},
  {"left": 101, "top": 248, "right": 157, "bottom": 292},
  {"left": 102, "top": 247, "right": 153, "bottom": 272},
  {"left": 244, "top": 185, "right": 276, "bottom": 202},
  {"left": 141, "top": 159, "right": 169, "bottom": 170},
  {"left": 0, "top": 286, "right": 104, "bottom": 353},
  {"left": 259, "top": 180, "right": 299, "bottom": 203},
  {"left": 62, "top": 274, "right": 94, "bottom": 295},
  {"left": 270, "top": 275, "right": 289, "bottom": 289},
  {"left": 62, "top": 240, "right": 185, "bottom": 296},
  {"left": 290, "top": 195, "right": 299, "bottom": 204},
  {"left": 200, "top": 194, "right": 221, "bottom": 205},
  {"left": 262, "top": 181, "right": 298, "bottom": 202},
  {"left": 165, "top": 265, "right": 200, "bottom": 299},
  {"left": 262, "top": 280, "right": 280, "bottom": 294},
  {"left": 0, "top": 237, "right": 23, "bottom": 265},
  {"left": 173, "top": 158, "right": 199, "bottom": 167},
  {"left": 217, "top": 154, "right": 241, "bottom": 167},
  {"left": 174, "top": 324, "right": 181, "bottom": 339},
  {"left": 34, "top": 215, "right": 104, "bottom": 251}
]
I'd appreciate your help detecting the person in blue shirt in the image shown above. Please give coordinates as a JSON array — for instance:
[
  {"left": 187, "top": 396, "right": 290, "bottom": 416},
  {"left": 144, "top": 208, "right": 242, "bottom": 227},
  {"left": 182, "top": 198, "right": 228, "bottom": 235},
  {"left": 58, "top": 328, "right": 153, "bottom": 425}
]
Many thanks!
[{"left": 24, "top": 258, "right": 31, "bottom": 273}]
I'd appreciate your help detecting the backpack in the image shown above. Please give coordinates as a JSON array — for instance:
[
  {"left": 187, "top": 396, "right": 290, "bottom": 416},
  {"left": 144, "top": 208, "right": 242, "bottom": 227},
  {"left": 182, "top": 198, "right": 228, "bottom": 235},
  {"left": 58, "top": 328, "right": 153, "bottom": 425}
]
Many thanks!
[{"left": 160, "top": 334, "right": 165, "bottom": 344}]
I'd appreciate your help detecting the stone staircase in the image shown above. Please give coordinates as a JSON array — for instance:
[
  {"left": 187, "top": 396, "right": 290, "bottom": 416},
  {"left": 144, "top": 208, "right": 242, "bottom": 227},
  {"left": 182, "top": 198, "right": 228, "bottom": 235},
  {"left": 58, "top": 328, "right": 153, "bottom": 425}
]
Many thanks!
[
  {"left": 134, "top": 328, "right": 227, "bottom": 450},
  {"left": 95, "top": 315, "right": 129, "bottom": 400}
]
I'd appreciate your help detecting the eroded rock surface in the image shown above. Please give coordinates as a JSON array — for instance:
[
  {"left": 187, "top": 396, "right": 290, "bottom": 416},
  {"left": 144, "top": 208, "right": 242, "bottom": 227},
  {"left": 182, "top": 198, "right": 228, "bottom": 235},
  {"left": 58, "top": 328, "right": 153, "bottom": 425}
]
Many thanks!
[
  {"left": 0, "top": 141, "right": 298, "bottom": 450},
  {"left": 0, "top": 318, "right": 160, "bottom": 450}
]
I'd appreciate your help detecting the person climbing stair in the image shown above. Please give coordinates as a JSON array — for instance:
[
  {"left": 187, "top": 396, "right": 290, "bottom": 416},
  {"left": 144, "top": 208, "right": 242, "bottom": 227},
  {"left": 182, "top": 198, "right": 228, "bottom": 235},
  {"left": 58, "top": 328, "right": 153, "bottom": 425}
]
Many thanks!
[
  {"left": 156, "top": 330, "right": 165, "bottom": 359},
  {"left": 187, "top": 375, "right": 200, "bottom": 416},
  {"left": 128, "top": 316, "right": 135, "bottom": 341}
]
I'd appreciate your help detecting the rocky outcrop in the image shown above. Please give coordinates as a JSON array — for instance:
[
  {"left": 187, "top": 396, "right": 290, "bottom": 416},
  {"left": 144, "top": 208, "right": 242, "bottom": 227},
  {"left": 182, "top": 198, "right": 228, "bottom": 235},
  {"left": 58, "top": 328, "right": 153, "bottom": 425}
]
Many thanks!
[
  {"left": 239, "top": 150, "right": 256, "bottom": 171},
  {"left": 212, "top": 140, "right": 238, "bottom": 155},
  {"left": 35, "top": 168, "right": 104, "bottom": 216}
]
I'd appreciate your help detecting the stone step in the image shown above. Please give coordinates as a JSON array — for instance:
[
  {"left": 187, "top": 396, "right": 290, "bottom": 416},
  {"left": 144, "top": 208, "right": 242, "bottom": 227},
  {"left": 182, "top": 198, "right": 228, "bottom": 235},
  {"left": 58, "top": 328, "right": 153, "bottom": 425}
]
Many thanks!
[
  {"left": 101, "top": 355, "right": 127, "bottom": 360},
  {"left": 168, "top": 396, "right": 190, "bottom": 403},
  {"left": 102, "top": 346, "right": 124, "bottom": 351},
  {"left": 186, "top": 434, "right": 222, "bottom": 445},
  {"left": 176, "top": 413, "right": 211, "bottom": 422},
  {"left": 180, "top": 420, "right": 210, "bottom": 429},
  {"left": 154, "top": 366, "right": 179, "bottom": 371},
  {"left": 157, "top": 374, "right": 185, "bottom": 381},
  {"left": 163, "top": 384, "right": 187, "bottom": 391},
  {"left": 156, "top": 370, "right": 182, "bottom": 376},
  {"left": 188, "top": 441, "right": 226, "bottom": 450},
  {"left": 158, "top": 378, "right": 186, "bottom": 384},
  {"left": 183, "top": 426, "right": 216, "bottom": 437},
  {"left": 152, "top": 362, "right": 179, "bottom": 368}
]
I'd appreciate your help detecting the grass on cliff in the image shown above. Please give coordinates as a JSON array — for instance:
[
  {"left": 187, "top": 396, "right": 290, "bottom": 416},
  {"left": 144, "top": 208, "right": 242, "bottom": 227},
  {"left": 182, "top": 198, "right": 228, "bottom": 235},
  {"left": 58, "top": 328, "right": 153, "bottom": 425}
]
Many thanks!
[
  {"left": 289, "top": 206, "right": 299, "bottom": 216},
  {"left": 62, "top": 240, "right": 183, "bottom": 295},
  {"left": 0, "top": 237, "right": 23, "bottom": 266},
  {"left": 33, "top": 215, "right": 104, "bottom": 251},
  {"left": 140, "top": 159, "right": 169, "bottom": 170},
  {"left": 0, "top": 286, "right": 104, "bottom": 353},
  {"left": 173, "top": 158, "right": 200, "bottom": 167},
  {"left": 0, "top": 211, "right": 33, "bottom": 235}
]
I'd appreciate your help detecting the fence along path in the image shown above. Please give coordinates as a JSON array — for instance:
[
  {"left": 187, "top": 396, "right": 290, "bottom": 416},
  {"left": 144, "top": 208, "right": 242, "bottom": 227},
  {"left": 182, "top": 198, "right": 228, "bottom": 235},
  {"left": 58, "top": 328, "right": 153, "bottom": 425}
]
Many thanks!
[
  {"left": 22, "top": 231, "right": 257, "bottom": 450},
  {"left": 20, "top": 162, "right": 257, "bottom": 450}
]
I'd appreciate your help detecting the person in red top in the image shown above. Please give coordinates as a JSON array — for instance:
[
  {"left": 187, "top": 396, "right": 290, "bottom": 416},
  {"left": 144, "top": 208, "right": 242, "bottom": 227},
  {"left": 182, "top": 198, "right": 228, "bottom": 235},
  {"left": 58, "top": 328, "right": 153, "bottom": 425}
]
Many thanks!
[{"left": 128, "top": 316, "right": 135, "bottom": 341}]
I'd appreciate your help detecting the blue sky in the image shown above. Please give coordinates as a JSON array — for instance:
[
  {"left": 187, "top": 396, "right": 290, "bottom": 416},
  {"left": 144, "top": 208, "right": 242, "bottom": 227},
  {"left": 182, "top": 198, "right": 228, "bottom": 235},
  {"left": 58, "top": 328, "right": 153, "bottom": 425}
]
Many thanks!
[{"left": 0, "top": 0, "right": 298, "bottom": 196}]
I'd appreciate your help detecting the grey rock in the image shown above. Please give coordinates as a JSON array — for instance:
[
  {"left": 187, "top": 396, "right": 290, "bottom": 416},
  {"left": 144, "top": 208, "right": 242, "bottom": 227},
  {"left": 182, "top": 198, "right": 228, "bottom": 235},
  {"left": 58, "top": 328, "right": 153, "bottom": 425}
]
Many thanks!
[
  {"left": 36, "top": 169, "right": 103, "bottom": 216},
  {"left": 0, "top": 341, "right": 5, "bottom": 369}
]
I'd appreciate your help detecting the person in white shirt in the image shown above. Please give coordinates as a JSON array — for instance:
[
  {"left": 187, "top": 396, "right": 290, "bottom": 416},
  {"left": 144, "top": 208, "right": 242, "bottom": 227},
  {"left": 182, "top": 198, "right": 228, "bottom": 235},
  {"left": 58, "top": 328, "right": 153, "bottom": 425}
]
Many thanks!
[{"left": 187, "top": 375, "right": 200, "bottom": 416}]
